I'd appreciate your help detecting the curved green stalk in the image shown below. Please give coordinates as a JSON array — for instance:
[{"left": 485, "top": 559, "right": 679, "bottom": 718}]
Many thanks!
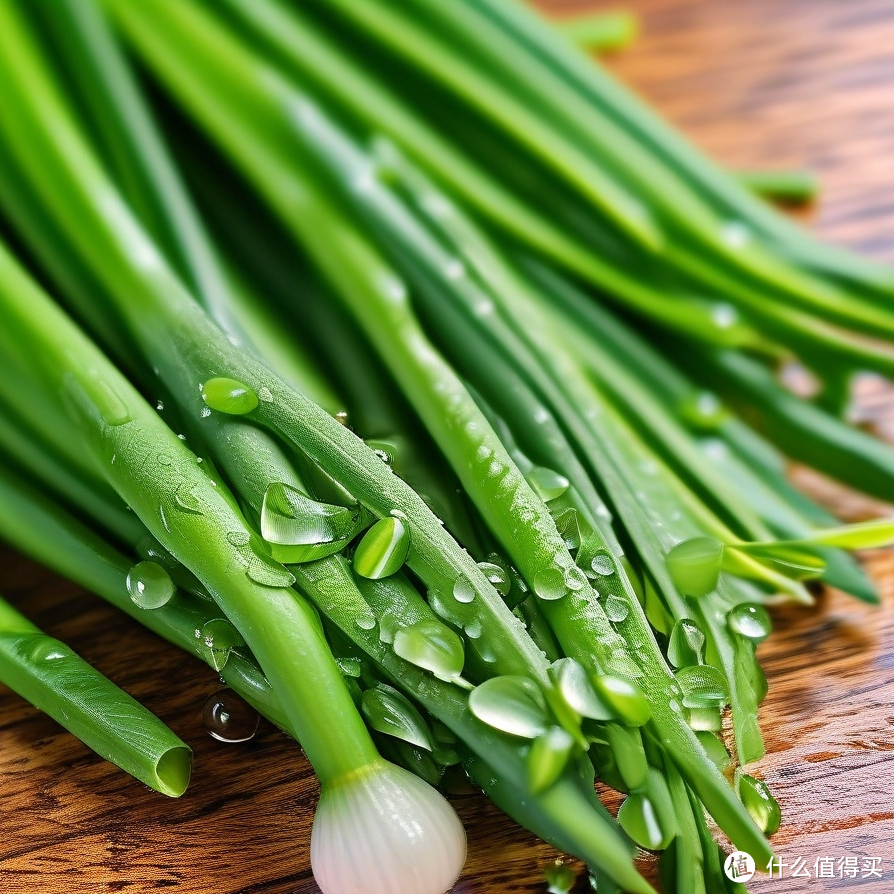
[
  {"left": 321, "top": 0, "right": 894, "bottom": 342},
  {"left": 0, "top": 398, "right": 140, "bottom": 544},
  {"left": 213, "top": 0, "right": 755, "bottom": 349},
  {"left": 292, "top": 557, "right": 651, "bottom": 893},
  {"left": 34, "top": 0, "right": 338, "bottom": 408},
  {"left": 116, "top": 0, "right": 774, "bottom": 855},
  {"left": 470, "top": 0, "right": 894, "bottom": 297},
  {"left": 0, "top": 232, "right": 376, "bottom": 787},
  {"left": 99, "top": 0, "right": 551, "bottom": 680},
  {"left": 682, "top": 349, "right": 894, "bottom": 502},
  {"left": 554, "top": 11, "right": 639, "bottom": 53},
  {"left": 304, "top": 0, "right": 662, "bottom": 252},
  {"left": 735, "top": 169, "right": 819, "bottom": 205},
  {"left": 0, "top": 588, "right": 191, "bottom": 797},
  {"left": 0, "top": 462, "right": 287, "bottom": 731},
  {"left": 108, "top": 4, "right": 773, "bottom": 859}
]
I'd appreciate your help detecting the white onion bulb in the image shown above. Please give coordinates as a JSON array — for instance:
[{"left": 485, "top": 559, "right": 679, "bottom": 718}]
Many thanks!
[{"left": 311, "top": 759, "right": 467, "bottom": 894}]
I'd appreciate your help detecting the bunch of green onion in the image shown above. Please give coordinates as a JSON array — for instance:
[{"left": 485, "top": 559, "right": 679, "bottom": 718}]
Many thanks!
[{"left": 0, "top": 2, "right": 890, "bottom": 892}]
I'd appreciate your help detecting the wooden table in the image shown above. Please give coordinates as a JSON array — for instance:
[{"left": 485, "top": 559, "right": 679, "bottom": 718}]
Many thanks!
[{"left": 1, "top": 1, "right": 893, "bottom": 891}]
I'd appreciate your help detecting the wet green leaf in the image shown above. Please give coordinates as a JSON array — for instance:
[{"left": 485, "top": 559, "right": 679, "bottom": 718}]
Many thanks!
[
  {"left": 527, "top": 726, "right": 575, "bottom": 793},
  {"left": 469, "top": 675, "right": 550, "bottom": 738},
  {"left": 666, "top": 537, "right": 724, "bottom": 596},
  {"left": 353, "top": 513, "right": 411, "bottom": 579},
  {"left": 361, "top": 683, "right": 433, "bottom": 751}
]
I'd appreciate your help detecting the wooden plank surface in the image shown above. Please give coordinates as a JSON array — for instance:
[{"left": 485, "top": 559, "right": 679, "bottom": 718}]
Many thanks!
[{"left": 2, "top": 1, "right": 894, "bottom": 892}]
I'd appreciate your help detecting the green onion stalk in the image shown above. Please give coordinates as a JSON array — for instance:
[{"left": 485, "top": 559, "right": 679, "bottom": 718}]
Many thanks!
[
  {"left": 214, "top": 0, "right": 761, "bottom": 352},
  {"left": 0, "top": 3, "right": 655, "bottom": 889},
  {"left": 0, "top": 234, "right": 466, "bottom": 894},
  {"left": 103, "top": 0, "right": 780, "bottom": 866},
  {"left": 0, "top": 579, "right": 191, "bottom": 797},
  {"left": 0, "top": 7, "right": 470, "bottom": 877},
  {"left": 1, "top": 1, "right": 890, "bottom": 892},
  {"left": 470, "top": 0, "right": 894, "bottom": 296},
  {"left": 314, "top": 0, "right": 894, "bottom": 331},
  {"left": 245, "top": 0, "right": 894, "bottom": 386}
]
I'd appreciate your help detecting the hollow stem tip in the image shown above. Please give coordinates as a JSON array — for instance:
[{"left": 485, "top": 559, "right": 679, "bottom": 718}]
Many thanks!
[{"left": 311, "top": 759, "right": 466, "bottom": 894}]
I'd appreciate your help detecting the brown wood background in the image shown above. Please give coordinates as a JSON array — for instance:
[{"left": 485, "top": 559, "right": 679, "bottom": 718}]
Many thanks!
[{"left": 2, "top": 1, "right": 894, "bottom": 892}]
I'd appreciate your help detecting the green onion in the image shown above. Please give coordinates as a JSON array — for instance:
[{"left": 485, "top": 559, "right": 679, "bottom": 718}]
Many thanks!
[
  {"left": 0, "top": 588, "right": 191, "bottom": 796},
  {"left": 554, "top": 11, "right": 639, "bottom": 53},
  {"left": 735, "top": 169, "right": 819, "bottom": 206},
  {"left": 1, "top": 0, "right": 891, "bottom": 891}
]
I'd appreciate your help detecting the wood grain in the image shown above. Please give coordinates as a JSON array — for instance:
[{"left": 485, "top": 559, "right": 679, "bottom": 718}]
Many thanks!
[{"left": 2, "top": 1, "right": 894, "bottom": 892}]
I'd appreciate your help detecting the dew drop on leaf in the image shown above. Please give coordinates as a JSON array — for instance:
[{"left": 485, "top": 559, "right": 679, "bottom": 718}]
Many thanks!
[{"left": 126, "top": 560, "right": 175, "bottom": 610}]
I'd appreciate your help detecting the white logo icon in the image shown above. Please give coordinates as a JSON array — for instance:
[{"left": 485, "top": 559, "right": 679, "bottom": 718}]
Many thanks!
[{"left": 724, "top": 851, "right": 756, "bottom": 882}]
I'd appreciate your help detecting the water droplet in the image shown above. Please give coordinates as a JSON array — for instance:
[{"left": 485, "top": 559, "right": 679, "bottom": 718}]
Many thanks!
[
  {"left": 618, "top": 789, "right": 673, "bottom": 851},
  {"left": 201, "top": 377, "right": 258, "bottom": 415},
  {"left": 477, "top": 643, "right": 498, "bottom": 664},
  {"left": 362, "top": 684, "right": 433, "bottom": 751},
  {"left": 550, "top": 657, "right": 612, "bottom": 720},
  {"left": 452, "top": 576, "right": 475, "bottom": 603},
  {"left": 336, "top": 656, "right": 362, "bottom": 677},
  {"left": 739, "top": 774, "right": 781, "bottom": 835},
  {"left": 334, "top": 410, "right": 349, "bottom": 427},
  {"left": 532, "top": 566, "right": 567, "bottom": 601},
  {"left": 199, "top": 618, "right": 246, "bottom": 671},
  {"left": 711, "top": 302, "right": 738, "bottom": 329},
  {"left": 202, "top": 689, "right": 259, "bottom": 743},
  {"left": 200, "top": 407, "right": 211, "bottom": 418},
  {"left": 376, "top": 609, "right": 402, "bottom": 645},
  {"left": 463, "top": 618, "right": 483, "bottom": 639},
  {"left": 667, "top": 618, "right": 706, "bottom": 668},
  {"left": 674, "top": 664, "right": 729, "bottom": 710},
  {"left": 227, "top": 530, "right": 295, "bottom": 587},
  {"left": 156, "top": 399, "right": 165, "bottom": 411},
  {"left": 126, "top": 561, "right": 175, "bottom": 609},
  {"left": 552, "top": 508, "right": 581, "bottom": 551},
  {"left": 592, "top": 675, "right": 651, "bottom": 725},
  {"left": 19, "top": 635, "right": 71, "bottom": 663},
  {"left": 156, "top": 452, "right": 173, "bottom": 466},
  {"left": 590, "top": 551, "right": 615, "bottom": 576},
  {"left": 373, "top": 447, "right": 392, "bottom": 464},
  {"left": 564, "top": 567, "right": 587, "bottom": 591},
  {"left": 393, "top": 618, "right": 465, "bottom": 681},
  {"left": 527, "top": 727, "right": 575, "bottom": 794},
  {"left": 666, "top": 537, "right": 724, "bottom": 597},
  {"left": 468, "top": 676, "right": 550, "bottom": 738},
  {"left": 444, "top": 258, "right": 465, "bottom": 280},
  {"left": 428, "top": 588, "right": 463, "bottom": 627},
  {"left": 727, "top": 604, "right": 772, "bottom": 642},
  {"left": 679, "top": 390, "right": 727, "bottom": 430},
  {"left": 257, "top": 386, "right": 273, "bottom": 403},
  {"left": 604, "top": 595, "right": 629, "bottom": 623},
  {"left": 477, "top": 561, "right": 510, "bottom": 596},
  {"left": 721, "top": 220, "right": 751, "bottom": 249},
  {"left": 244, "top": 548, "right": 295, "bottom": 588},
  {"left": 527, "top": 466, "right": 570, "bottom": 502},
  {"left": 260, "top": 482, "right": 362, "bottom": 552},
  {"left": 355, "top": 612, "right": 377, "bottom": 631},
  {"left": 353, "top": 514, "right": 411, "bottom": 579},
  {"left": 175, "top": 484, "right": 203, "bottom": 514}
]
